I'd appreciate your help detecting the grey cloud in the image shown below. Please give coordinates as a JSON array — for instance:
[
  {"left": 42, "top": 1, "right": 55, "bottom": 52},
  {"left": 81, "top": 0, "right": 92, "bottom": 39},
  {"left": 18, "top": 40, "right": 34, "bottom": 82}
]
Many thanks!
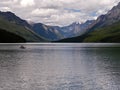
[{"left": 0, "top": 0, "right": 120, "bottom": 26}]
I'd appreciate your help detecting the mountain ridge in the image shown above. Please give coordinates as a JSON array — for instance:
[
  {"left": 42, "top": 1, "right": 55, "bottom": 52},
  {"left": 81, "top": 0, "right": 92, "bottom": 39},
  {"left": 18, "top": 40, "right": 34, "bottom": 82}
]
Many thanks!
[
  {"left": 0, "top": 11, "right": 94, "bottom": 41},
  {"left": 32, "top": 20, "right": 94, "bottom": 41},
  {"left": 0, "top": 2, "right": 120, "bottom": 42},
  {"left": 57, "top": 2, "right": 120, "bottom": 43},
  {"left": 0, "top": 12, "right": 47, "bottom": 42}
]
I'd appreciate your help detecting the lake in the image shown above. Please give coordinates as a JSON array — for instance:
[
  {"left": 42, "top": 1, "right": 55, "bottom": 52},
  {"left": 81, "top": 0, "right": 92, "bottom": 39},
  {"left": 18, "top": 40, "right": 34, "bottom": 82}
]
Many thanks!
[{"left": 0, "top": 43, "right": 120, "bottom": 90}]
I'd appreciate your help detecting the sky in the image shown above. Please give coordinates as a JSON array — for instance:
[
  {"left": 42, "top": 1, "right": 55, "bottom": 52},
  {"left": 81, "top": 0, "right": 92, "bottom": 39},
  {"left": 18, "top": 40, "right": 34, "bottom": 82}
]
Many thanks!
[{"left": 0, "top": 0, "right": 120, "bottom": 26}]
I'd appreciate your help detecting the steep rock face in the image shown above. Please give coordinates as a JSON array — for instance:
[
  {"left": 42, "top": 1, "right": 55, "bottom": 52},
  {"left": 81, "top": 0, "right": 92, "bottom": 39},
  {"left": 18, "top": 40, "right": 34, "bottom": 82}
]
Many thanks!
[
  {"left": 60, "top": 20, "right": 94, "bottom": 38},
  {"left": 106, "top": 2, "right": 120, "bottom": 21},
  {"left": 59, "top": 22, "right": 82, "bottom": 38},
  {"left": 32, "top": 23, "right": 63, "bottom": 41},
  {"left": 90, "top": 2, "right": 120, "bottom": 29}
]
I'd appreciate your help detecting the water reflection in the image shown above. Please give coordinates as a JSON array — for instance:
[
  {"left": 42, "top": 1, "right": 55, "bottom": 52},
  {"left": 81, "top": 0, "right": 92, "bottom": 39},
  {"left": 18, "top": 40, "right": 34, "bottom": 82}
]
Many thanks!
[{"left": 0, "top": 44, "right": 120, "bottom": 90}]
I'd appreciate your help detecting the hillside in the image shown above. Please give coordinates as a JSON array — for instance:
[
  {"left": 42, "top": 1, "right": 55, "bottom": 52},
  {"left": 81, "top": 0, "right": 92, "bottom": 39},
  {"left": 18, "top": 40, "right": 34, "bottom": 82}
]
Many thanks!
[
  {"left": 32, "top": 23, "right": 63, "bottom": 41},
  {"left": 0, "top": 11, "right": 31, "bottom": 28},
  {"left": 57, "top": 22, "right": 120, "bottom": 43},
  {"left": 0, "top": 16, "right": 46, "bottom": 42},
  {"left": 0, "top": 28, "right": 26, "bottom": 43},
  {"left": 84, "top": 22, "right": 120, "bottom": 43}
]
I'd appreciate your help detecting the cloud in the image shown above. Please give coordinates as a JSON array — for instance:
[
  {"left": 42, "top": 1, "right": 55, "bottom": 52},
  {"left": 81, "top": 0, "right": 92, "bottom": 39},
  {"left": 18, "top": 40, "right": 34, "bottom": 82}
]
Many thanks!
[
  {"left": 20, "top": 0, "right": 35, "bottom": 7},
  {"left": 0, "top": 7, "right": 12, "bottom": 11},
  {"left": 31, "top": 8, "right": 59, "bottom": 17},
  {"left": 0, "top": 0, "right": 120, "bottom": 26}
]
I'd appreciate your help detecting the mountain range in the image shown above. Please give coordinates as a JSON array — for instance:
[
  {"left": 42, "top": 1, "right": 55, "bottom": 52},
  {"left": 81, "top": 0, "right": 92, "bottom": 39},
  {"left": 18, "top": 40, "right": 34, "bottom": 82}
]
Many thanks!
[
  {"left": 0, "top": 11, "right": 47, "bottom": 43},
  {"left": 31, "top": 19, "right": 94, "bottom": 41},
  {"left": 0, "top": 11, "right": 94, "bottom": 42},
  {"left": 58, "top": 2, "right": 120, "bottom": 43},
  {"left": 0, "top": 2, "right": 120, "bottom": 43}
]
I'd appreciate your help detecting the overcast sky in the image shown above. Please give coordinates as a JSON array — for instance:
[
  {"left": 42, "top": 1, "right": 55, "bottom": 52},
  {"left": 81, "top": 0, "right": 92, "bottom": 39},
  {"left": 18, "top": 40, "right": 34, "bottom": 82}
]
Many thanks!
[{"left": 0, "top": 0, "right": 120, "bottom": 26}]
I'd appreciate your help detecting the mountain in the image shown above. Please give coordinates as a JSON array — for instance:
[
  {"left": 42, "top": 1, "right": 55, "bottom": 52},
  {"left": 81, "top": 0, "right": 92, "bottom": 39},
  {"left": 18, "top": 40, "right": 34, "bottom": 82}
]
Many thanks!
[
  {"left": 57, "top": 2, "right": 120, "bottom": 43},
  {"left": 0, "top": 11, "right": 31, "bottom": 28},
  {"left": 0, "top": 11, "right": 46, "bottom": 42},
  {"left": 0, "top": 28, "right": 26, "bottom": 43},
  {"left": 84, "top": 21, "right": 120, "bottom": 42},
  {"left": 1, "top": 2, "right": 120, "bottom": 43},
  {"left": 0, "top": 11, "right": 95, "bottom": 41},
  {"left": 32, "top": 23, "right": 63, "bottom": 41},
  {"left": 60, "top": 20, "right": 94, "bottom": 38},
  {"left": 87, "top": 2, "right": 120, "bottom": 32},
  {"left": 0, "top": 11, "right": 62, "bottom": 41},
  {"left": 32, "top": 20, "right": 94, "bottom": 41}
]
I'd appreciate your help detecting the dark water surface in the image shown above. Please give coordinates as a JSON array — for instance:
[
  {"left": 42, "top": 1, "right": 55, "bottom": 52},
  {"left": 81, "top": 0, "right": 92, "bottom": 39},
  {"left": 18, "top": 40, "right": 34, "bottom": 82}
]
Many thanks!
[{"left": 0, "top": 43, "right": 120, "bottom": 90}]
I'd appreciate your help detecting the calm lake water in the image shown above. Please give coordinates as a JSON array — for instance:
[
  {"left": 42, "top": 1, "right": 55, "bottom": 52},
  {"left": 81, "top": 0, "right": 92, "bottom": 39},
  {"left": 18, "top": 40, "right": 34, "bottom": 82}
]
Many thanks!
[{"left": 0, "top": 43, "right": 120, "bottom": 90}]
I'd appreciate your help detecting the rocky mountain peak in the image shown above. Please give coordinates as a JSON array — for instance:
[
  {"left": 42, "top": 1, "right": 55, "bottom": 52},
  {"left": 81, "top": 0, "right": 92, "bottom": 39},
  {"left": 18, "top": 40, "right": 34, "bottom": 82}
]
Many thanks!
[
  {"left": 69, "top": 22, "right": 80, "bottom": 27},
  {"left": 91, "top": 2, "right": 120, "bottom": 28}
]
